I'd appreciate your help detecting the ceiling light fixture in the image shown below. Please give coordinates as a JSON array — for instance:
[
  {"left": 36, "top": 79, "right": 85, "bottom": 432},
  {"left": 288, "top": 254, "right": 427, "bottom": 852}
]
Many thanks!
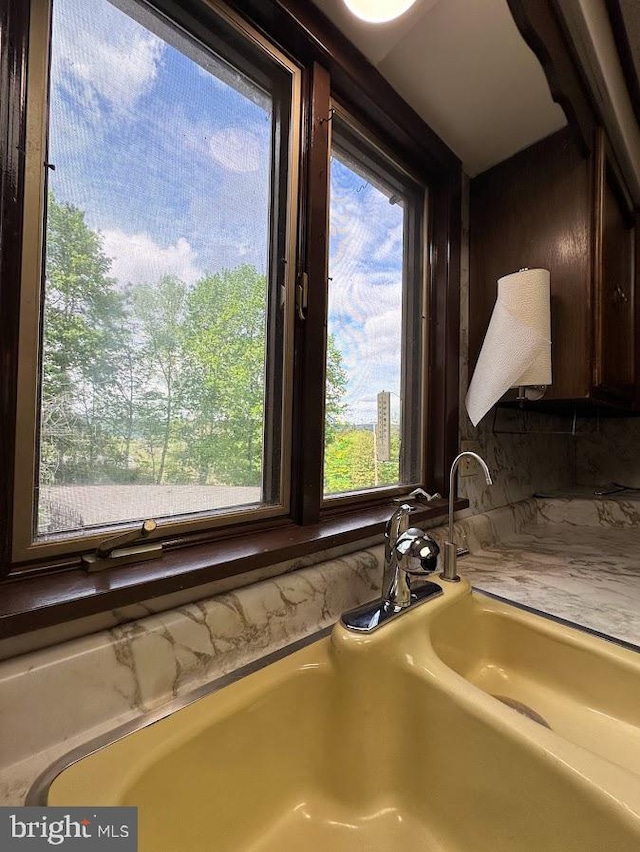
[{"left": 342, "top": 0, "right": 419, "bottom": 24}]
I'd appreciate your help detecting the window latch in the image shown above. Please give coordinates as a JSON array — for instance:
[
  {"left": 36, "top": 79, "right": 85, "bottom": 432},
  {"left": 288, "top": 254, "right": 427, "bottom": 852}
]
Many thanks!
[
  {"left": 81, "top": 519, "right": 162, "bottom": 573},
  {"left": 296, "top": 271, "right": 308, "bottom": 321}
]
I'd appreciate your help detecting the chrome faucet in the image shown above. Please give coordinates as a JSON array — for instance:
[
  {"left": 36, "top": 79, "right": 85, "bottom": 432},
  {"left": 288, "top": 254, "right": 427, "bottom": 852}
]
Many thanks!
[
  {"left": 382, "top": 503, "right": 439, "bottom": 609},
  {"left": 382, "top": 502, "right": 412, "bottom": 603},
  {"left": 441, "top": 451, "right": 492, "bottom": 582},
  {"left": 342, "top": 502, "right": 442, "bottom": 632}
]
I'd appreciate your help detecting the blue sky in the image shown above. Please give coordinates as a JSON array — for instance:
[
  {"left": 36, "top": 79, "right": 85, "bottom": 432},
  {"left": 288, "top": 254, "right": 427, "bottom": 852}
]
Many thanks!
[
  {"left": 329, "top": 155, "right": 404, "bottom": 422},
  {"left": 49, "top": 0, "right": 404, "bottom": 424}
]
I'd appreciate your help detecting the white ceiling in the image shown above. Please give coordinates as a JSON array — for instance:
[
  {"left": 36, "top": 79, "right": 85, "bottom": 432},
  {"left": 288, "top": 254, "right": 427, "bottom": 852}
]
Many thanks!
[{"left": 312, "top": 0, "right": 567, "bottom": 176}]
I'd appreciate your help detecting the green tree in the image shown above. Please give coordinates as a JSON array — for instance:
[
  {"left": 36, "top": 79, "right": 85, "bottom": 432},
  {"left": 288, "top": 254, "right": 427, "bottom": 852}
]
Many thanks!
[
  {"left": 325, "top": 334, "right": 348, "bottom": 444},
  {"left": 182, "top": 265, "right": 267, "bottom": 486},
  {"left": 182, "top": 267, "right": 349, "bottom": 488},
  {"left": 324, "top": 429, "right": 376, "bottom": 493},
  {"left": 42, "top": 194, "right": 127, "bottom": 483},
  {"left": 128, "top": 277, "right": 189, "bottom": 483},
  {"left": 324, "top": 426, "right": 400, "bottom": 494}
]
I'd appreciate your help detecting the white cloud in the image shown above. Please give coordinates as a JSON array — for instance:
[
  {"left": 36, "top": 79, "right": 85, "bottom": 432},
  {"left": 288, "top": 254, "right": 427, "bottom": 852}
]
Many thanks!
[
  {"left": 361, "top": 310, "right": 403, "bottom": 361},
  {"left": 52, "top": 0, "right": 164, "bottom": 118},
  {"left": 328, "top": 184, "right": 404, "bottom": 324},
  {"left": 372, "top": 222, "right": 403, "bottom": 263},
  {"left": 101, "top": 230, "right": 201, "bottom": 287},
  {"left": 340, "top": 309, "right": 402, "bottom": 420},
  {"left": 328, "top": 269, "right": 402, "bottom": 323},
  {"left": 208, "top": 127, "right": 263, "bottom": 173}
]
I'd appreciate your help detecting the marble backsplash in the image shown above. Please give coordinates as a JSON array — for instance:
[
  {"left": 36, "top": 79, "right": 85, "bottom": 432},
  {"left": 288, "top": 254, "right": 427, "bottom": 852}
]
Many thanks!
[
  {"left": 459, "top": 408, "right": 576, "bottom": 513},
  {"left": 0, "top": 535, "right": 382, "bottom": 662},
  {"left": 575, "top": 417, "right": 640, "bottom": 489}
]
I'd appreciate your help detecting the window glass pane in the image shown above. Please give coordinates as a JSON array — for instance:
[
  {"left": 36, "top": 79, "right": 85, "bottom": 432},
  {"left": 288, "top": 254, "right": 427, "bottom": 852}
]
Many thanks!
[
  {"left": 37, "top": 0, "right": 289, "bottom": 538},
  {"left": 324, "top": 127, "right": 413, "bottom": 496}
]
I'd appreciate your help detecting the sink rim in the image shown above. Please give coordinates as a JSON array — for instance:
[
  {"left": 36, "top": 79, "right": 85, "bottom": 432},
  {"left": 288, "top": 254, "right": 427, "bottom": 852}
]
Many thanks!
[
  {"left": 474, "top": 587, "right": 640, "bottom": 656},
  {"left": 26, "top": 624, "right": 333, "bottom": 807}
]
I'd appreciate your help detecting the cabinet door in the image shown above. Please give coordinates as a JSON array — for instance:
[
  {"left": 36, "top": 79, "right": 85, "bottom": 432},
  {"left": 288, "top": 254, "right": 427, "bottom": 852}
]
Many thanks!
[{"left": 593, "top": 132, "right": 636, "bottom": 403}]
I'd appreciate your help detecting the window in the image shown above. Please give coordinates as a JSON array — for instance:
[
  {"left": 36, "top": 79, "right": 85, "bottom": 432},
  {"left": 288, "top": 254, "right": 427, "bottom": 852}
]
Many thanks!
[
  {"left": 0, "top": 0, "right": 461, "bottom": 628},
  {"left": 323, "top": 111, "right": 426, "bottom": 498},
  {"left": 15, "top": 0, "right": 300, "bottom": 558}
]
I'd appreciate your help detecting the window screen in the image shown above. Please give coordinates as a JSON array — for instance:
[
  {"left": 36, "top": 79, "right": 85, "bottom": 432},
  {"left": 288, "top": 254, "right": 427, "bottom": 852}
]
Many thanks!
[
  {"left": 36, "top": 0, "right": 292, "bottom": 538},
  {"left": 323, "top": 113, "right": 425, "bottom": 497}
]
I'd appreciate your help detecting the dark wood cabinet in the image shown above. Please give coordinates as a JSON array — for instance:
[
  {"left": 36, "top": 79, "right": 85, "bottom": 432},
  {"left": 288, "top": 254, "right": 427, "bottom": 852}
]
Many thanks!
[
  {"left": 470, "top": 126, "right": 638, "bottom": 410},
  {"left": 593, "top": 133, "right": 636, "bottom": 402}
]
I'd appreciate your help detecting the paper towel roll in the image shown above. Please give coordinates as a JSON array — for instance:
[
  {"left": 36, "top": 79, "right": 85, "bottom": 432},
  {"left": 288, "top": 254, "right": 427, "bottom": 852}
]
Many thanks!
[{"left": 465, "top": 268, "right": 551, "bottom": 427}]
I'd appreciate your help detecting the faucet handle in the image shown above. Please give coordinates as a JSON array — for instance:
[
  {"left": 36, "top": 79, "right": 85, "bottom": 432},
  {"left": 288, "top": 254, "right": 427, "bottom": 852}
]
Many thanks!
[
  {"left": 394, "top": 528, "right": 440, "bottom": 576},
  {"left": 389, "top": 502, "right": 414, "bottom": 522},
  {"left": 417, "top": 534, "right": 440, "bottom": 574},
  {"left": 384, "top": 503, "right": 415, "bottom": 559},
  {"left": 393, "top": 488, "right": 442, "bottom": 504}
]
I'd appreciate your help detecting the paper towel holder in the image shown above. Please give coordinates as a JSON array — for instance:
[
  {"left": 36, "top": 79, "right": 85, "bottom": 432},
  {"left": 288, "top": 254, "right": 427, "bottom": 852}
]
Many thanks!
[{"left": 516, "top": 384, "right": 547, "bottom": 403}]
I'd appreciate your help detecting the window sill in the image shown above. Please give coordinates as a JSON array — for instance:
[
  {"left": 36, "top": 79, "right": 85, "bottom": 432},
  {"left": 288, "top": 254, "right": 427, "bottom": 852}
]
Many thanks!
[{"left": 0, "top": 498, "right": 467, "bottom": 639}]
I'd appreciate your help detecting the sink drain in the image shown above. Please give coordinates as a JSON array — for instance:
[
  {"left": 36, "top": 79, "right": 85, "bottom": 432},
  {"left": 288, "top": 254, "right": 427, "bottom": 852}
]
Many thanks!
[{"left": 492, "top": 695, "right": 551, "bottom": 729}]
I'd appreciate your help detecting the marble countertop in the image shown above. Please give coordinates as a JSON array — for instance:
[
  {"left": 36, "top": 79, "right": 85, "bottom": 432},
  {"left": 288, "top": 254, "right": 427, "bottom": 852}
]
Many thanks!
[{"left": 458, "top": 497, "right": 640, "bottom": 646}]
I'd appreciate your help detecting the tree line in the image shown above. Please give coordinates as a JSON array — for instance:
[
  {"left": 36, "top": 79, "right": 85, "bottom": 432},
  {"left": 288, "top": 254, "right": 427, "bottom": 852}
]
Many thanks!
[{"left": 41, "top": 194, "right": 399, "bottom": 496}]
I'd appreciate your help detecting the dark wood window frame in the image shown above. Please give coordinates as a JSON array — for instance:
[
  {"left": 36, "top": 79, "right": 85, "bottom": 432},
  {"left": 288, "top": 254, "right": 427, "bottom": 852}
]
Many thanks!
[{"left": 0, "top": 0, "right": 463, "bottom": 638}]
